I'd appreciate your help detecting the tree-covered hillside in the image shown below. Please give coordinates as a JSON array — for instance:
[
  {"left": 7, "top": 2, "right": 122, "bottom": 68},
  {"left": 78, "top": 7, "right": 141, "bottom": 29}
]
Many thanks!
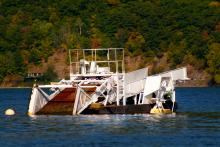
[{"left": 0, "top": 0, "right": 220, "bottom": 84}]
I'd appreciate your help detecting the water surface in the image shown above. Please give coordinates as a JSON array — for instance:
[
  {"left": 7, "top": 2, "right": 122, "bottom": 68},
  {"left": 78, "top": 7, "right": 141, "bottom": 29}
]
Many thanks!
[{"left": 0, "top": 88, "right": 220, "bottom": 146}]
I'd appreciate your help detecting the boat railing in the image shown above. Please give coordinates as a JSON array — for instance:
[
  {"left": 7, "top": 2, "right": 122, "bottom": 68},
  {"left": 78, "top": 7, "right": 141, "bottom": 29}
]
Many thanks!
[{"left": 69, "top": 48, "right": 125, "bottom": 78}]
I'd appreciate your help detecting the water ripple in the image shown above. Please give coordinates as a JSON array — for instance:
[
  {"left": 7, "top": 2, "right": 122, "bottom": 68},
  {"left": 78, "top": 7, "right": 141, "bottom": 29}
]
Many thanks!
[{"left": 1, "top": 88, "right": 220, "bottom": 146}]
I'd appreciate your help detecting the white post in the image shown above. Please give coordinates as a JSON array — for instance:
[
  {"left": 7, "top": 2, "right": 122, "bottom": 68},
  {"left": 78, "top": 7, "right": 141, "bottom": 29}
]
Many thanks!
[
  {"left": 134, "top": 95, "right": 137, "bottom": 105},
  {"left": 138, "top": 94, "right": 140, "bottom": 104},
  {"left": 123, "top": 96, "right": 126, "bottom": 106},
  {"left": 73, "top": 86, "right": 81, "bottom": 115},
  {"left": 69, "top": 50, "right": 72, "bottom": 77},
  {"left": 107, "top": 49, "right": 110, "bottom": 69},
  {"left": 116, "top": 75, "right": 120, "bottom": 106}
]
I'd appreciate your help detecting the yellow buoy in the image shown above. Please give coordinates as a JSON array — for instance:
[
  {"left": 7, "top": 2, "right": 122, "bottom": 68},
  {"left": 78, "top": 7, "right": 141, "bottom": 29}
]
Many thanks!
[
  {"left": 89, "top": 103, "right": 104, "bottom": 109},
  {"left": 150, "top": 106, "right": 172, "bottom": 114},
  {"left": 5, "top": 108, "right": 15, "bottom": 116}
]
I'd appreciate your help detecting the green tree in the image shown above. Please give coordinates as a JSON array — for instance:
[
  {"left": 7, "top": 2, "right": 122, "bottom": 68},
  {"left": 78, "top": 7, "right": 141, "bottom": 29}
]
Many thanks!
[
  {"left": 41, "top": 65, "right": 58, "bottom": 83},
  {"left": 206, "top": 43, "right": 220, "bottom": 84},
  {"left": 125, "top": 32, "right": 145, "bottom": 56},
  {"left": 167, "top": 41, "right": 186, "bottom": 67}
]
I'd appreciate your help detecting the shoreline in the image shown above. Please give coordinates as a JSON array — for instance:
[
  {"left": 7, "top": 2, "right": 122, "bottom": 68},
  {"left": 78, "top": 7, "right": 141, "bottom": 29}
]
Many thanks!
[
  {"left": 0, "top": 80, "right": 218, "bottom": 88},
  {"left": 0, "top": 86, "right": 218, "bottom": 89},
  {"left": 0, "top": 87, "right": 32, "bottom": 89}
]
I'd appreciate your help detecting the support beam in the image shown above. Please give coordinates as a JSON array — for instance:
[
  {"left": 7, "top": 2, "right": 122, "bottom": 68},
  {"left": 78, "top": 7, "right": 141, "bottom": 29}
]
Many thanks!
[{"left": 73, "top": 87, "right": 81, "bottom": 115}]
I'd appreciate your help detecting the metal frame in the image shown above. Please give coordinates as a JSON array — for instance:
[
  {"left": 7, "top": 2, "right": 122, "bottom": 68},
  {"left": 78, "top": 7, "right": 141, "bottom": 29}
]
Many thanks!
[
  {"left": 69, "top": 48, "right": 125, "bottom": 76},
  {"left": 68, "top": 48, "right": 126, "bottom": 107}
]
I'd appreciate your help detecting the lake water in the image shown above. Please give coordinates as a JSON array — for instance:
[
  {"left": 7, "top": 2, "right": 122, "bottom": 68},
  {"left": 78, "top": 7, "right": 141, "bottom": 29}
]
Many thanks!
[{"left": 0, "top": 87, "right": 220, "bottom": 146}]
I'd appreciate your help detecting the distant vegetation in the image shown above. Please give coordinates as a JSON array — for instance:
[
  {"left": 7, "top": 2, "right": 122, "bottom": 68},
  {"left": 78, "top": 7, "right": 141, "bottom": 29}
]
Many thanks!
[
  {"left": 39, "top": 65, "right": 58, "bottom": 83},
  {"left": 0, "top": 0, "right": 220, "bottom": 83}
]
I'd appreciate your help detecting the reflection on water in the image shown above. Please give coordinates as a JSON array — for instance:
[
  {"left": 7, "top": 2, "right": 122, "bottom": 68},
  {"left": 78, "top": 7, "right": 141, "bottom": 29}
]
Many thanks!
[{"left": 0, "top": 88, "right": 220, "bottom": 146}]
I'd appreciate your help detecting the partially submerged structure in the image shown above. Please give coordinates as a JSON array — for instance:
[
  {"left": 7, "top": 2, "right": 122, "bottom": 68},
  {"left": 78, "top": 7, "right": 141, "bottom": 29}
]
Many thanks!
[{"left": 28, "top": 48, "right": 189, "bottom": 115}]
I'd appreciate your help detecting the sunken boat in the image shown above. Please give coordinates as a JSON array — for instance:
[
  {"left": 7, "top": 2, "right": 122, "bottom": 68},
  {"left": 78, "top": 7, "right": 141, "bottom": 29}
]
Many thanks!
[{"left": 28, "top": 48, "right": 189, "bottom": 116}]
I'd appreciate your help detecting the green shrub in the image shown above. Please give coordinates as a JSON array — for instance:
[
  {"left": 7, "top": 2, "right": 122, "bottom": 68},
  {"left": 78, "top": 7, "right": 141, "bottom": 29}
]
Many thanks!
[{"left": 40, "top": 66, "right": 58, "bottom": 83}]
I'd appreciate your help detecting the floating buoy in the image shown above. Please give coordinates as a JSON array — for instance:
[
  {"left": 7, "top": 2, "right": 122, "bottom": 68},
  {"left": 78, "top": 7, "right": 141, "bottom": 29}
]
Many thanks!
[
  {"left": 89, "top": 103, "right": 104, "bottom": 109},
  {"left": 150, "top": 106, "right": 172, "bottom": 114},
  {"left": 5, "top": 108, "right": 15, "bottom": 116}
]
